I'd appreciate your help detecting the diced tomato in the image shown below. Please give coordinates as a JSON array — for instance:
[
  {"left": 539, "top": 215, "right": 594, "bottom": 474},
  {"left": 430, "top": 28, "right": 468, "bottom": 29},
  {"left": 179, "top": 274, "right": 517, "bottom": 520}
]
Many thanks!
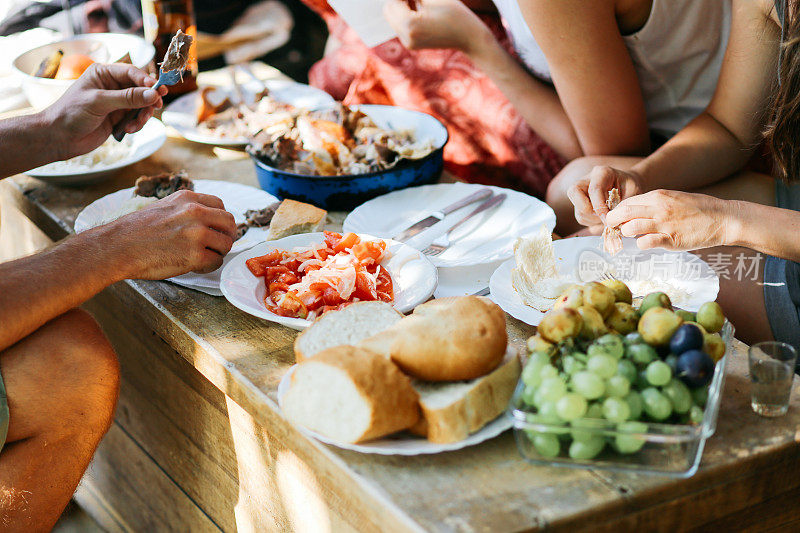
[
  {"left": 377, "top": 269, "right": 394, "bottom": 300},
  {"left": 246, "top": 250, "right": 285, "bottom": 277},
  {"left": 353, "top": 271, "right": 378, "bottom": 301},
  {"left": 268, "top": 281, "right": 291, "bottom": 294},
  {"left": 278, "top": 293, "right": 307, "bottom": 318},
  {"left": 352, "top": 240, "right": 386, "bottom": 263},
  {"left": 333, "top": 232, "right": 360, "bottom": 253},
  {"left": 323, "top": 231, "right": 343, "bottom": 249},
  {"left": 322, "top": 287, "right": 343, "bottom": 307}
]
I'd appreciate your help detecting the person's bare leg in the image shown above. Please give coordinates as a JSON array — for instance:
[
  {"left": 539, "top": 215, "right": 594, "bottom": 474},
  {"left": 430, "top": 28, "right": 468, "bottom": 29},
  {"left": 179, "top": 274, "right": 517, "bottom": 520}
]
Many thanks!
[
  {"left": 546, "top": 156, "right": 643, "bottom": 236},
  {"left": 0, "top": 309, "right": 119, "bottom": 532},
  {"left": 693, "top": 246, "right": 773, "bottom": 346}
]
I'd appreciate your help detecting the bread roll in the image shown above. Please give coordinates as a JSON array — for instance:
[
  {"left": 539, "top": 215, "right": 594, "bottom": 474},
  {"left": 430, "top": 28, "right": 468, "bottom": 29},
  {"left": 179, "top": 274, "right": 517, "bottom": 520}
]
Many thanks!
[
  {"left": 358, "top": 296, "right": 507, "bottom": 381},
  {"left": 410, "top": 349, "right": 521, "bottom": 443},
  {"left": 282, "top": 346, "right": 419, "bottom": 443},
  {"left": 294, "top": 301, "right": 403, "bottom": 363}
]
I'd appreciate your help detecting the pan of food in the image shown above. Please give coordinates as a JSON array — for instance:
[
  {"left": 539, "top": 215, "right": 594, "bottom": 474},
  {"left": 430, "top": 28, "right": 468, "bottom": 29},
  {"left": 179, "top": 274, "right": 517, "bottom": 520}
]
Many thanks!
[{"left": 246, "top": 104, "right": 448, "bottom": 210}]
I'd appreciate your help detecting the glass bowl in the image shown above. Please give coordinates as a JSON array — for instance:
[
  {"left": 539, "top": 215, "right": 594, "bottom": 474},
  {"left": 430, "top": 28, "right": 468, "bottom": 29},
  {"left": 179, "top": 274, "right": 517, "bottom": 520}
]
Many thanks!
[{"left": 507, "top": 321, "right": 734, "bottom": 478}]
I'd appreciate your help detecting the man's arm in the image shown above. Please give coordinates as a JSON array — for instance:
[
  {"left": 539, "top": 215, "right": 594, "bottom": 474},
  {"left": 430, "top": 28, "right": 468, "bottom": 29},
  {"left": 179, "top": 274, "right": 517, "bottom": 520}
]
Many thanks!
[
  {"left": 0, "top": 191, "right": 236, "bottom": 352},
  {"left": 0, "top": 63, "right": 166, "bottom": 179},
  {"left": 0, "top": 113, "right": 54, "bottom": 178}
]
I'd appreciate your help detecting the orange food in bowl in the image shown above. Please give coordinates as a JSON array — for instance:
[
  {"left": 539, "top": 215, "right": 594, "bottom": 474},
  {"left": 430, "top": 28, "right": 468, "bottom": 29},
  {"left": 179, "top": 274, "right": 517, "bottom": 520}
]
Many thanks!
[{"left": 54, "top": 54, "right": 95, "bottom": 80}]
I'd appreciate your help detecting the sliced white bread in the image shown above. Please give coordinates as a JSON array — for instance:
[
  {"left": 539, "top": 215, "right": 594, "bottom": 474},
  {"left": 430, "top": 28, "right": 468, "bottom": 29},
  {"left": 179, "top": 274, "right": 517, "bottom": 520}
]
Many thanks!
[
  {"left": 282, "top": 346, "right": 420, "bottom": 443},
  {"left": 511, "top": 226, "right": 573, "bottom": 312},
  {"left": 267, "top": 199, "right": 327, "bottom": 240},
  {"left": 357, "top": 296, "right": 508, "bottom": 381},
  {"left": 409, "top": 349, "right": 521, "bottom": 443},
  {"left": 294, "top": 301, "right": 403, "bottom": 363}
]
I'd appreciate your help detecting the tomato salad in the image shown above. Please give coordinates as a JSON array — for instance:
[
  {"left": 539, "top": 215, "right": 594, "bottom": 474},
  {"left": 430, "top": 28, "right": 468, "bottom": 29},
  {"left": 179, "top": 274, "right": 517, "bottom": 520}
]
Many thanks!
[{"left": 246, "top": 232, "right": 394, "bottom": 319}]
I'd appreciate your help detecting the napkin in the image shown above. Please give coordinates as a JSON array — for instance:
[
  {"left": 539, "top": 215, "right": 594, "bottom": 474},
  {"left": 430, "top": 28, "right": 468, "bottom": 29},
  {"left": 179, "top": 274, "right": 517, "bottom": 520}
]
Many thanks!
[{"left": 328, "top": 0, "right": 397, "bottom": 47}]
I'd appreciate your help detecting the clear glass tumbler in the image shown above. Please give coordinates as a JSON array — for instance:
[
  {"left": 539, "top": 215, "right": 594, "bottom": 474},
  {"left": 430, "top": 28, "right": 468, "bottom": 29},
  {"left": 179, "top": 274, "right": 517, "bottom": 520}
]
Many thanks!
[{"left": 749, "top": 341, "right": 798, "bottom": 417}]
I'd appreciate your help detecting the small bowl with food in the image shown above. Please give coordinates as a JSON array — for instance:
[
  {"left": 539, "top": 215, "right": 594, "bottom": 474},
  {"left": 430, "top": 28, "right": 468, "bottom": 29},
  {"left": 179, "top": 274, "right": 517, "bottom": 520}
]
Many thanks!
[
  {"left": 246, "top": 104, "right": 448, "bottom": 211},
  {"left": 12, "top": 33, "right": 155, "bottom": 109}
]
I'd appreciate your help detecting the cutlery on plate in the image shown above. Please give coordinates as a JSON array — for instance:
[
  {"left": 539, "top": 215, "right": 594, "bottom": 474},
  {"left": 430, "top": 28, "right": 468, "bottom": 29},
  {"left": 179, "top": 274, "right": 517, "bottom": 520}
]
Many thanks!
[
  {"left": 422, "top": 193, "right": 507, "bottom": 257},
  {"left": 393, "top": 188, "right": 493, "bottom": 242},
  {"left": 472, "top": 287, "right": 491, "bottom": 297},
  {"left": 112, "top": 67, "right": 183, "bottom": 142}
]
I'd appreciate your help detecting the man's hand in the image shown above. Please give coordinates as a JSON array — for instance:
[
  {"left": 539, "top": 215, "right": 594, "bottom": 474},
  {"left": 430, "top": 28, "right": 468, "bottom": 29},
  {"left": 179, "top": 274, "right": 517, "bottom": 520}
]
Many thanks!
[
  {"left": 99, "top": 190, "right": 237, "bottom": 280},
  {"left": 44, "top": 63, "right": 169, "bottom": 161},
  {"left": 567, "top": 166, "right": 646, "bottom": 228},
  {"left": 605, "top": 189, "right": 737, "bottom": 251},
  {"left": 384, "top": 0, "right": 490, "bottom": 55}
]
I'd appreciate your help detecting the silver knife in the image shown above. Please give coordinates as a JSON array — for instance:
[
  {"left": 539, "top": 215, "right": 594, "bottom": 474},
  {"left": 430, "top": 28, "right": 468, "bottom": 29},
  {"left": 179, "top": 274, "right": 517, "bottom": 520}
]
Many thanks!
[{"left": 393, "top": 188, "right": 493, "bottom": 242}]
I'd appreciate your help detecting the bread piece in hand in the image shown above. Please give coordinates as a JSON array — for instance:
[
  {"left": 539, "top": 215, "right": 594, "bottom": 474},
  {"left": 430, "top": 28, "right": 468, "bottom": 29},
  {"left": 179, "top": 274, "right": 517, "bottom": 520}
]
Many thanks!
[
  {"left": 358, "top": 296, "right": 508, "bottom": 381},
  {"left": 410, "top": 349, "right": 521, "bottom": 443},
  {"left": 267, "top": 199, "right": 327, "bottom": 240},
  {"left": 294, "top": 301, "right": 402, "bottom": 363},
  {"left": 282, "top": 346, "right": 420, "bottom": 443}
]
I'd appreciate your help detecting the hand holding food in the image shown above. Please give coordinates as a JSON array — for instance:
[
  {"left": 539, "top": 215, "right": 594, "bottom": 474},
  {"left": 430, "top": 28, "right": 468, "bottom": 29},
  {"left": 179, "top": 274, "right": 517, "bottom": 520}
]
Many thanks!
[
  {"left": 44, "top": 63, "right": 168, "bottom": 162},
  {"left": 605, "top": 189, "right": 736, "bottom": 251},
  {"left": 99, "top": 189, "right": 236, "bottom": 280},
  {"left": 384, "top": 0, "right": 491, "bottom": 55},
  {"left": 567, "top": 166, "right": 645, "bottom": 228}
]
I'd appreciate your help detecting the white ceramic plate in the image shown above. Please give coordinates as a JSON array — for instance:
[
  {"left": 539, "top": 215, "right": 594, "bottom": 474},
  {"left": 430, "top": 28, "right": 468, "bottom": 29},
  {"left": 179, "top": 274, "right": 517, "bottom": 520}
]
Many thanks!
[
  {"left": 343, "top": 183, "right": 556, "bottom": 268},
  {"left": 74, "top": 179, "right": 279, "bottom": 291},
  {"left": 220, "top": 232, "right": 438, "bottom": 330},
  {"left": 276, "top": 352, "right": 515, "bottom": 455},
  {"left": 25, "top": 119, "right": 166, "bottom": 184},
  {"left": 489, "top": 236, "right": 720, "bottom": 326},
  {"left": 162, "top": 79, "right": 335, "bottom": 146}
]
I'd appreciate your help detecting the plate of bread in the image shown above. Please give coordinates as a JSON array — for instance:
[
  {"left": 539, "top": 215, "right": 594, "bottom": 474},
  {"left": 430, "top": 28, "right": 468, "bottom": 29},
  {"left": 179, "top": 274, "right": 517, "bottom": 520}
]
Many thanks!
[
  {"left": 490, "top": 231, "right": 720, "bottom": 326},
  {"left": 220, "top": 233, "right": 438, "bottom": 329},
  {"left": 75, "top": 175, "right": 329, "bottom": 294},
  {"left": 278, "top": 297, "right": 522, "bottom": 454}
]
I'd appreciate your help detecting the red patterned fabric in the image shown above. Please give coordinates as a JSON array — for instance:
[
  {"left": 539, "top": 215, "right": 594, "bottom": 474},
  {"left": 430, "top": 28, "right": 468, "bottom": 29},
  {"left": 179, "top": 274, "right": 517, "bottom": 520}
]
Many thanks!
[{"left": 299, "top": 1, "right": 566, "bottom": 197}]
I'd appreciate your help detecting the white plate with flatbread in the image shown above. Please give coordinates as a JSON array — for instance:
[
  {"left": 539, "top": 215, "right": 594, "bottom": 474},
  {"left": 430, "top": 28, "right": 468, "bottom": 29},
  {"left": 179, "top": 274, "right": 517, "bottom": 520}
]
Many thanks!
[{"left": 489, "top": 236, "right": 720, "bottom": 326}]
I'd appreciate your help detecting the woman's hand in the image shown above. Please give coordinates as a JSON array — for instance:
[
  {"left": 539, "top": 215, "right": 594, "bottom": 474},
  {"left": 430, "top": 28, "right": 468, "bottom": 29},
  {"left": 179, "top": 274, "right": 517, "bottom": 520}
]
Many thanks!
[
  {"left": 605, "top": 189, "right": 737, "bottom": 251},
  {"left": 44, "top": 63, "right": 169, "bottom": 161},
  {"left": 384, "top": 0, "right": 491, "bottom": 55},
  {"left": 567, "top": 165, "right": 646, "bottom": 227}
]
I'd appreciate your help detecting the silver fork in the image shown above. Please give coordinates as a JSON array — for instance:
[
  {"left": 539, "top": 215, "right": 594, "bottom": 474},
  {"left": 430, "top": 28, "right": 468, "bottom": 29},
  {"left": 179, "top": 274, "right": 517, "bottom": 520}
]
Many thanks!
[
  {"left": 422, "top": 193, "right": 507, "bottom": 256},
  {"left": 597, "top": 271, "right": 619, "bottom": 282}
]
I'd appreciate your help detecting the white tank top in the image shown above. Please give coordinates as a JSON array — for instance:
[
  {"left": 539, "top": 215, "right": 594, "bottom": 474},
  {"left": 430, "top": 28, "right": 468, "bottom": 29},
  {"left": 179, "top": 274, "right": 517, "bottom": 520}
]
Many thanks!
[{"left": 491, "top": 0, "right": 731, "bottom": 138}]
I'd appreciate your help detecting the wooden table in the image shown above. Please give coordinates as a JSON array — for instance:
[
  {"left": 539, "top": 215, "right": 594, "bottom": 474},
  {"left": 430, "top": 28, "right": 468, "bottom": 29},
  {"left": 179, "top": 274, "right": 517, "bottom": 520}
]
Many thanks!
[{"left": 4, "top": 83, "right": 800, "bottom": 533}]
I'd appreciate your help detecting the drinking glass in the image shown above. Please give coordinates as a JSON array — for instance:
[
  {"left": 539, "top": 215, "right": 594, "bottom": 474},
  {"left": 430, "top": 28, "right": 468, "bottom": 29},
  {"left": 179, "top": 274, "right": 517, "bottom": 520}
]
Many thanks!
[{"left": 749, "top": 342, "right": 798, "bottom": 417}]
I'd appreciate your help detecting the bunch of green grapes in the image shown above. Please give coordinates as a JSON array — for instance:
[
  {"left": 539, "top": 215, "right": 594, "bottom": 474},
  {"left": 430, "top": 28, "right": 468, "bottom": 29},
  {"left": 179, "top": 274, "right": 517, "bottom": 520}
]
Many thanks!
[{"left": 519, "top": 281, "right": 727, "bottom": 461}]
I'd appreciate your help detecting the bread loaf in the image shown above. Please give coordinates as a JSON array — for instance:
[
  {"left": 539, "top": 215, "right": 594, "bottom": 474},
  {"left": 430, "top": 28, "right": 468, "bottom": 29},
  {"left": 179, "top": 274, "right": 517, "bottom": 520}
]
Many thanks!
[
  {"left": 409, "top": 349, "right": 520, "bottom": 443},
  {"left": 294, "top": 301, "right": 402, "bottom": 363},
  {"left": 282, "top": 346, "right": 419, "bottom": 443},
  {"left": 267, "top": 199, "right": 327, "bottom": 240},
  {"left": 358, "top": 296, "right": 508, "bottom": 381}
]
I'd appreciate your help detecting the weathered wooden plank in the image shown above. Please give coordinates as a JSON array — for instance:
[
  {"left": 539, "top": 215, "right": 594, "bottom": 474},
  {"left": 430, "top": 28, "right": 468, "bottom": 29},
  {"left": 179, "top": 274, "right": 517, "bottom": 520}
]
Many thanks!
[{"left": 82, "top": 423, "right": 220, "bottom": 532}]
